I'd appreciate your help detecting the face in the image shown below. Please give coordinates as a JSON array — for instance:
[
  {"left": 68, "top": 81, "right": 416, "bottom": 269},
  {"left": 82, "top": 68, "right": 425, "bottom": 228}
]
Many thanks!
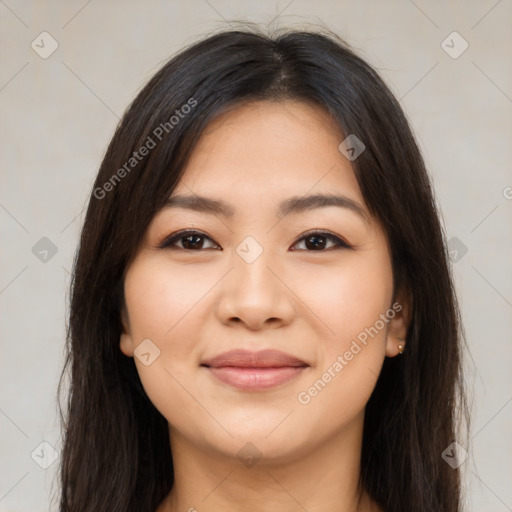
[{"left": 120, "top": 100, "right": 408, "bottom": 464}]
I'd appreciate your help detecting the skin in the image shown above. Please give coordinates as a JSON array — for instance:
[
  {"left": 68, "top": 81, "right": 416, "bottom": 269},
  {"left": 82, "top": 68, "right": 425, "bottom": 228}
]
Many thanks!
[{"left": 120, "top": 100, "right": 410, "bottom": 512}]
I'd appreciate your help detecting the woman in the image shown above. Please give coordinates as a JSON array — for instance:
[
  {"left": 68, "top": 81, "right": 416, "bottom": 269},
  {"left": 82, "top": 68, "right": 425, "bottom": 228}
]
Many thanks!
[{"left": 58, "top": 26, "right": 468, "bottom": 512}]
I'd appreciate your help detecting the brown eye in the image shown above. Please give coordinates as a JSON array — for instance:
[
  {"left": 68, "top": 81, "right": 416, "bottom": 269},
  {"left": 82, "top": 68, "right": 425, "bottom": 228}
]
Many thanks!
[
  {"left": 159, "top": 230, "right": 220, "bottom": 251},
  {"left": 158, "top": 229, "right": 351, "bottom": 252},
  {"left": 291, "top": 231, "right": 351, "bottom": 251}
]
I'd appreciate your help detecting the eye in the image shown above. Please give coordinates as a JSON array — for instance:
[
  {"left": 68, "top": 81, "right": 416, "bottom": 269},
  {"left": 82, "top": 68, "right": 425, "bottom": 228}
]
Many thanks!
[
  {"left": 158, "top": 229, "right": 351, "bottom": 252},
  {"left": 290, "top": 230, "right": 351, "bottom": 251},
  {"left": 158, "top": 230, "right": 220, "bottom": 251}
]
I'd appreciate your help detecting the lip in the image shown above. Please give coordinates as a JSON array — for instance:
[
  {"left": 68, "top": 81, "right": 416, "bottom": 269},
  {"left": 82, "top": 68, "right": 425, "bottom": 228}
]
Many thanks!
[{"left": 201, "top": 349, "right": 309, "bottom": 391}]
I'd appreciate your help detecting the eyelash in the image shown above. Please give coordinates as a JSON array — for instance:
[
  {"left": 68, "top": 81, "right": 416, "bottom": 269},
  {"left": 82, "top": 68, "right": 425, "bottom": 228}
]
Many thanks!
[{"left": 157, "top": 229, "right": 352, "bottom": 252}]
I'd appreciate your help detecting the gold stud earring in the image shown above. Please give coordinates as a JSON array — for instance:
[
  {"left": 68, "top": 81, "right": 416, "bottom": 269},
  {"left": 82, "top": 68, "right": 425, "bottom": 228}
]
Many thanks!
[{"left": 398, "top": 337, "right": 405, "bottom": 354}]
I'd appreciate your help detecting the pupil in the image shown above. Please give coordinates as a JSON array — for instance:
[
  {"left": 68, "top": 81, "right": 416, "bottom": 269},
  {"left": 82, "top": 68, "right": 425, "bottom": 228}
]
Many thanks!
[
  {"left": 183, "top": 234, "right": 203, "bottom": 249},
  {"left": 306, "top": 235, "right": 326, "bottom": 250}
]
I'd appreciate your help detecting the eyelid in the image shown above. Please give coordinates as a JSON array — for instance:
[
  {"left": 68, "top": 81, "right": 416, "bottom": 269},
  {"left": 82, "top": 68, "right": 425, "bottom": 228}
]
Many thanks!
[
  {"left": 158, "top": 228, "right": 352, "bottom": 251},
  {"left": 157, "top": 229, "right": 220, "bottom": 250},
  {"left": 290, "top": 229, "right": 352, "bottom": 250}
]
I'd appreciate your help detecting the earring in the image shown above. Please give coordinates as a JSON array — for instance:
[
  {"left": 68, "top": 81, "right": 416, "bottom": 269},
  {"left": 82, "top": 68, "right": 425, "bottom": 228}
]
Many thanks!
[{"left": 398, "top": 337, "right": 406, "bottom": 354}]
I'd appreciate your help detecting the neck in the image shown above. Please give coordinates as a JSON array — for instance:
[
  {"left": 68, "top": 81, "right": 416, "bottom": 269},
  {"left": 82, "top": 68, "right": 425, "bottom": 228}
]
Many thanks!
[{"left": 158, "top": 414, "right": 381, "bottom": 512}]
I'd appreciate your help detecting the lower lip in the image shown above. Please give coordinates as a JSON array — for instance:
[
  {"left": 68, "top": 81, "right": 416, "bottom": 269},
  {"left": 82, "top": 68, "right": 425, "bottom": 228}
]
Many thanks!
[{"left": 205, "top": 366, "right": 307, "bottom": 391}]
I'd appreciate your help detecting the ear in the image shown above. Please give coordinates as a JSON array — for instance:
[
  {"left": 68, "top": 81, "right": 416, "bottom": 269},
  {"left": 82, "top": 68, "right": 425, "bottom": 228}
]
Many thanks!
[
  {"left": 119, "top": 307, "right": 135, "bottom": 358},
  {"left": 385, "top": 286, "right": 412, "bottom": 358}
]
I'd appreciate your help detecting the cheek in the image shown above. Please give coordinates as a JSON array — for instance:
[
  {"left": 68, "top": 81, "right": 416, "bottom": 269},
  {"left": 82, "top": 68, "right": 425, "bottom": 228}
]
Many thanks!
[
  {"left": 124, "top": 258, "right": 217, "bottom": 344},
  {"left": 291, "top": 251, "right": 393, "bottom": 416},
  {"left": 123, "top": 258, "right": 220, "bottom": 426},
  {"left": 290, "top": 251, "right": 394, "bottom": 345}
]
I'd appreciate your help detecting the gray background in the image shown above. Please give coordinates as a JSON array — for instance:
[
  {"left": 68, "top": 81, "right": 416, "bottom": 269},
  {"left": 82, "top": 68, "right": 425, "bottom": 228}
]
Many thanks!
[{"left": 1, "top": 1, "right": 511, "bottom": 511}]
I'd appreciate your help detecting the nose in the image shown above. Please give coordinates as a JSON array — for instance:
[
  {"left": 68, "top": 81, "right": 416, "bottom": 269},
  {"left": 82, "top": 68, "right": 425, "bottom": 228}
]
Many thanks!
[{"left": 215, "top": 246, "right": 296, "bottom": 331}]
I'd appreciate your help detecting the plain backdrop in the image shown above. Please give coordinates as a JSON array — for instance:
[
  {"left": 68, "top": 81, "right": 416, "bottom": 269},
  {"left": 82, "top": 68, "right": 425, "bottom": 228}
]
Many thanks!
[{"left": 1, "top": 1, "right": 511, "bottom": 511}]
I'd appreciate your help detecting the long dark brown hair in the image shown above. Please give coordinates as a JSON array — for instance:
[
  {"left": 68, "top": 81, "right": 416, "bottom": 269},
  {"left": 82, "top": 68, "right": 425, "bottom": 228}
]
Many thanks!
[{"left": 57, "top": 25, "right": 468, "bottom": 511}]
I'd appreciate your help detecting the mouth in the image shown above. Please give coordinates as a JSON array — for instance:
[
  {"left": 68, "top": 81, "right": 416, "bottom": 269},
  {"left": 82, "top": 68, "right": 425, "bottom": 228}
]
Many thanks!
[{"left": 201, "top": 349, "right": 309, "bottom": 391}]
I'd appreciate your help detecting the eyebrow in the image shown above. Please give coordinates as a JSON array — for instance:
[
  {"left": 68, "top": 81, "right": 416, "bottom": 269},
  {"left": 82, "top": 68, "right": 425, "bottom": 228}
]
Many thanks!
[{"left": 164, "top": 193, "right": 369, "bottom": 223}]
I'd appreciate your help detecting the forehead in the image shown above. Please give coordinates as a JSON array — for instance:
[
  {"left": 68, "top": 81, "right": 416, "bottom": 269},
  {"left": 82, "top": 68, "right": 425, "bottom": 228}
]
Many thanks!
[{"left": 172, "top": 100, "right": 364, "bottom": 206}]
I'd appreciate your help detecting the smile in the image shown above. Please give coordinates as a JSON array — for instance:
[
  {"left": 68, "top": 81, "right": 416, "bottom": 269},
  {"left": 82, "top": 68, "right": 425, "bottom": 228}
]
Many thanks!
[{"left": 201, "top": 349, "right": 309, "bottom": 391}]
